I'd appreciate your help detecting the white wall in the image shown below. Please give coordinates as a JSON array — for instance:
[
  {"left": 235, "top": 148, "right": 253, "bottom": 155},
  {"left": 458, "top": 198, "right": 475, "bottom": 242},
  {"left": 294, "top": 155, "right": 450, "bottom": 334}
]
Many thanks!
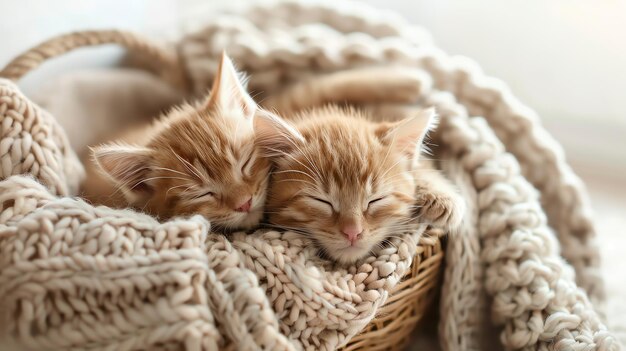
[{"left": 362, "top": 0, "right": 626, "bottom": 125}]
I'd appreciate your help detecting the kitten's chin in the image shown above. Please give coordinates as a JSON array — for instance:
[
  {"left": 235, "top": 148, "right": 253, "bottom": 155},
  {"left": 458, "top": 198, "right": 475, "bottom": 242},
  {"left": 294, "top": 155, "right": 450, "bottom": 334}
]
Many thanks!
[
  {"left": 326, "top": 245, "right": 372, "bottom": 265},
  {"left": 218, "top": 207, "right": 264, "bottom": 231}
]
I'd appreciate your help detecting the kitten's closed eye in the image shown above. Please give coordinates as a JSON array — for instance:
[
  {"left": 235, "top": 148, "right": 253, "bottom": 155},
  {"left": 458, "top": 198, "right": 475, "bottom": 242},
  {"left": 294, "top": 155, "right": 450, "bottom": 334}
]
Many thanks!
[
  {"left": 308, "top": 196, "right": 335, "bottom": 211},
  {"left": 367, "top": 196, "right": 387, "bottom": 210},
  {"left": 194, "top": 191, "right": 215, "bottom": 199}
]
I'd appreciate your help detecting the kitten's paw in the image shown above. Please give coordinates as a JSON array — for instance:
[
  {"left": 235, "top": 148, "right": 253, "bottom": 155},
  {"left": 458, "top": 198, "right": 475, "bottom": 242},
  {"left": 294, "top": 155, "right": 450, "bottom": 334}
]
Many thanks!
[{"left": 415, "top": 191, "right": 465, "bottom": 230}]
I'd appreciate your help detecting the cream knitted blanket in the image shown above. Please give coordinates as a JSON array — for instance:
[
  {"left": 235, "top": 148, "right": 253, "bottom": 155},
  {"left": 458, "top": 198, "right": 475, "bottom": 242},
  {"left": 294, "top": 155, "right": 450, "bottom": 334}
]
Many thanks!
[{"left": 0, "top": 1, "right": 619, "bottom": 350}]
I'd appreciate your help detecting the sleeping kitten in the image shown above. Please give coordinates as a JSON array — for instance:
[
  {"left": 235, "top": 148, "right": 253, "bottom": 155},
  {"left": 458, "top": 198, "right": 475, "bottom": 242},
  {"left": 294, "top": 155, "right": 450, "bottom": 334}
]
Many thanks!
[
  {"left": 82, "top": 53, "right": 274, "bottom": 230},
  {"left": 255, "top": 107, "right": 463, "bottom": 264}
]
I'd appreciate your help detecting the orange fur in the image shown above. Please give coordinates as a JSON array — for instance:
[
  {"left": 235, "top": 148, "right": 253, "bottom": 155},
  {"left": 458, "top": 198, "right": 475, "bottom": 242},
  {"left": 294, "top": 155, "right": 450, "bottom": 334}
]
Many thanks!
[
  {"left": 260, "top": 106, "right": 448, "bottom": 264},
  {"left": 260, "top": 68, "right": 465, "bottom": 264},
  {"left": 83, "top": 53, "right": 273, "bottom": 231}
]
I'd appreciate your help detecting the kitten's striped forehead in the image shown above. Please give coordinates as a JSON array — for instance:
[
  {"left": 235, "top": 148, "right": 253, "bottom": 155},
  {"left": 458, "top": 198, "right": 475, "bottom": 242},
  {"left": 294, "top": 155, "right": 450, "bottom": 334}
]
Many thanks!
[
  {"left": 152, "top": 108, "right": 253, "bottom": 184},
  {"left": 296, "top": 121, "right": 391, "bottom": 192}
]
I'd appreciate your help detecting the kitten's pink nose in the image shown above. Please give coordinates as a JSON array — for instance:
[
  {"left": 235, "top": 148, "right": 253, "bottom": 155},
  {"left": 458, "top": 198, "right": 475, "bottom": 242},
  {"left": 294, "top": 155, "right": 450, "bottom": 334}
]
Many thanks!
[
  {"left": 235, "top": 197, "right": 253, "bottom": 212},
  {"left": 341, "top": 224, "right": 363, "bottom": 245}
]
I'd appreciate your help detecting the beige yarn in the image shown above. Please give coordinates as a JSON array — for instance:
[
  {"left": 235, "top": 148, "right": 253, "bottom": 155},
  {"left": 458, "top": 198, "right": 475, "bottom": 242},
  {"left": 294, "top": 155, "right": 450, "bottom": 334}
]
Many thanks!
[
  {"left": 176, "top": 2, "right": 613, "bottom": 348},
  {"left": 0, "top": 172, "right": 426, "bottom": 350},
  {"left": 0, "top": 1, "right": 619, "bottom": 350},
  {"left": 0, "top": 80, "right": 84, "bottom": 196},
  {"left": 0, "top": 79, "right": 428, "bottom": 350}
]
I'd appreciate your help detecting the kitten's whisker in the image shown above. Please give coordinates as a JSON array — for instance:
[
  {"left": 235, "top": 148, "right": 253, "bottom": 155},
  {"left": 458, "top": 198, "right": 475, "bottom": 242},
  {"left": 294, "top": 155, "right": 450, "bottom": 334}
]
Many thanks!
[
  {"left": 385, "top": 227, "right": 419, "bottom": 233},
  {"left": 108, "top": 174, "right": 192, "bottom": 202},
  {"left": 152, "top": 166, "right": 191, "bottom": 178},
  {"left": 264, "top": 146, "right": 323, "bottom": 184},
  {"left": 265, "top": 223, "right": 313, "bottom": 234},
  {"left": 383, "top": 220, "right": 420, "bottom": 228},
  {"left": 180, "top": 185, "right": 199, "bottom": 196},
  {"left": 108, "top": 170, "right": 163, "bottom": 197},
  {"left": 131, "top": 176, "right": 192, "bottom": 189},
  {"left": 165, "top": 183, "right": 195, "bottom": 197},
  {"left": 193, "top": 159, "right": 214, "bottom": 182},
  {"left": 378, "top": 154, "right": 409, "bottom": 181},
  {"left": 286, "top": 137, "right": 325, "bottom": 182},
  {"left": 382, "top": 227, "right": 417, "bottom": 234},
  {"left": 379, "top": 130, "right": 396, "bottom": 177},
  {"left": 251, "top": 91, "right": 266, "bottom": 104},
  {"left": 380, "top": 229, "right": 420, "bottom": 240},
  {"left": 385, "top": 227, "right": 421, "bottom": 235},
  {"left": 169, "top": 147, "right": 204, "bottom": 181},
  {"left": 382, "top": 224, "right": 416, "bottom": 232},
  {"left": 272, "top": 169, "right": 317, "bottom": 182},
  {"left": 260, "top": 120, "right": 324, "bottom": 180},
  {"left": 380, "top": 239, "right": 398, "bottom": 250},
  {"left": 380, "top": 178, "right": 413, "bottom": 187},
  {"left": 379, "top": 225, "right": 416, "bottom": 233},
  {"left": 274, "top": 178, "right": 318, "bottom": 188},
  {"left": 381, "top": 172, "right": 411, "bottom": 182},
  {"left": 262, "top": 223, "right": 312, "bottom": 236},
  {"left": 383, "top": 235, "right": 418, "bottom": 248}
]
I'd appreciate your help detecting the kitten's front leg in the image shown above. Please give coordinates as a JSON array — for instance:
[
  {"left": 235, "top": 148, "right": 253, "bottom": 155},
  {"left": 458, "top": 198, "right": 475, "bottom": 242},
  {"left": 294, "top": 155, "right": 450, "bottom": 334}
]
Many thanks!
[{"left": 414, "top": 168, "right": 465, "bottom": 230}]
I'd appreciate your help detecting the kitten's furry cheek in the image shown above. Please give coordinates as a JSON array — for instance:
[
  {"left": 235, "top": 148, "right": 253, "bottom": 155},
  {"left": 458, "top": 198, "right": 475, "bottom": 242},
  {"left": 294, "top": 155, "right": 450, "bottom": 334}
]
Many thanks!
[
  {"left": 231, "top": 209, "right": 264, "bottom": 230},
  {"left": 284, "top": 209, "right": 310, "bottom": 222},
  {"left": 122, "top": 189, "right": 154, "bottom": 206}
]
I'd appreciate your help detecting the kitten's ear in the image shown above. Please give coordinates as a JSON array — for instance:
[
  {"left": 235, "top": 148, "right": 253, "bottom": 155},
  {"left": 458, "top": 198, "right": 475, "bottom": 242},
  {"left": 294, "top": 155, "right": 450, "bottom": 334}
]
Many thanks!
[
  {"left": 91, "top": 144, "right": 154, "bottom": 200},
  {"left": 379, "top": 107, "right": 437, "bottom": 164},
  {"left": 254, "top": 110, "right": 305, "bottom": 156},
  {"left": 205, "top": 52, "right": 256, "bottom": 121}
]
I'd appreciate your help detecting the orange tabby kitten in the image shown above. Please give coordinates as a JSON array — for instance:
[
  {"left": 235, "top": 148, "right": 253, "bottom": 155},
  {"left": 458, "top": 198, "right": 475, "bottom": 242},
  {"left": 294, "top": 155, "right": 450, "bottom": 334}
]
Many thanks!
[
  {"left": 83, "top": 53, "right": 275, "bottom": 230},
  {"left": 256, "top": 106, "right": 463, "bottom": 264}
]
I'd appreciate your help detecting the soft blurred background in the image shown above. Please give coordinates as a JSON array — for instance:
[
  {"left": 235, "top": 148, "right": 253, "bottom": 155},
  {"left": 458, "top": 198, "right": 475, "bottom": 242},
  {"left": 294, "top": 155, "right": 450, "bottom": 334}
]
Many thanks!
[{"left": 1, "top": 0, "right": 625, "bottom": 345}]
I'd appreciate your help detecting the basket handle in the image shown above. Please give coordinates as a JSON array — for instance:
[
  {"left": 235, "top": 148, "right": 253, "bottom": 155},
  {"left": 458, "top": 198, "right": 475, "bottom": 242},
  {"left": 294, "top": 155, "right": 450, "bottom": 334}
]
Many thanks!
[{"left": 0, "top": 29, "right": 187, "bottom": 89}]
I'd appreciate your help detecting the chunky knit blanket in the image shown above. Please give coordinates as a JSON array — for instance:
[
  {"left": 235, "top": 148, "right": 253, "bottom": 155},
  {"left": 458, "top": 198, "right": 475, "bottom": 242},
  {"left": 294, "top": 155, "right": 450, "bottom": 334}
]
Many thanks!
[{"left": 0, "top": 1, "right": 619, "bottom": 350}]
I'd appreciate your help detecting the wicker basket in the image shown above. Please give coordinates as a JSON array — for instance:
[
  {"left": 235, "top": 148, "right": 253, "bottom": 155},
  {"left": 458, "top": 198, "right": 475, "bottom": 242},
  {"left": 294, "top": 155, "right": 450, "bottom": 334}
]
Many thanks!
[
  {"left": 0, "top": 30, "right": 445, "bottom": 350},
  {"left": 342, "top": 231, "right": 444, "bottom": 351}
]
